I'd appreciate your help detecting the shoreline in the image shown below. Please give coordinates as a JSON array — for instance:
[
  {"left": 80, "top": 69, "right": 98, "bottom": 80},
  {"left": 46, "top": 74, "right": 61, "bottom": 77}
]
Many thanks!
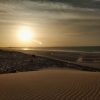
[{"left": 0, "top": 49, "right": 100, "bottom": 74}]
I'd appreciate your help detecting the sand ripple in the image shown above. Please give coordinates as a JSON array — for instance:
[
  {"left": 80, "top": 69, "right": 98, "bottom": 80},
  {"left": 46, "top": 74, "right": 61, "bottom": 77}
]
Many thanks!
[{"left": 0, "top": 69, "right": 100, "bottom": 100}]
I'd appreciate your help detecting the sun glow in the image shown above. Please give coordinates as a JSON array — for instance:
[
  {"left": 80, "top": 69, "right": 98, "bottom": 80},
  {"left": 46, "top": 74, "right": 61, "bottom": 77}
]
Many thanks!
[
  {"left": 17, "top": 25, "right": 43, "bottom": 46},
  {"left": 18, "top": 26, "right": 33, "bottom": 42}
]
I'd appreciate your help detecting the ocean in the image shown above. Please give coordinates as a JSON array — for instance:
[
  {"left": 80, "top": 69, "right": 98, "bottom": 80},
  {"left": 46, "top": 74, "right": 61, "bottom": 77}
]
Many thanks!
[{"left": 3, "top": 46, "right": 100, "bottom": 53}]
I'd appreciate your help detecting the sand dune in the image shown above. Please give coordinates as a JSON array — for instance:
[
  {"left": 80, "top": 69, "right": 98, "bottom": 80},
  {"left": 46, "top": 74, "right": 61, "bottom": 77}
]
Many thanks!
[{"left": 0, "top": 69, "right": 100, "bottom": 100}]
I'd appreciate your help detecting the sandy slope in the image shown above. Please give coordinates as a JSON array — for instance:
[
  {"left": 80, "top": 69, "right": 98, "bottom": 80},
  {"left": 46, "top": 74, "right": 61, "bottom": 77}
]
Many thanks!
[{"left": 0, "top": 69, "right": 100, "bottom": 100}]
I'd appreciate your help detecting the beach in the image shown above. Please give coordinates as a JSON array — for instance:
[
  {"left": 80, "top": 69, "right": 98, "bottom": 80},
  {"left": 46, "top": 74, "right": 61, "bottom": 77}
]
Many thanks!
[
  {"left": 0, "top": 0, "right": 100, "bottom": 99},
  {"left": 0, "top": 49, "right": 100, "bottom": 73},
  {"left": 0, "top": 49, "right": 100, "bottom": 100}
]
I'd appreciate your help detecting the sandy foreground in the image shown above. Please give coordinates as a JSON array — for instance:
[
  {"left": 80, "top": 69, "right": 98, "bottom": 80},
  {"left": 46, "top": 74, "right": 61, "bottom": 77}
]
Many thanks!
[{"left": 0, "top": 69, "right": 100, "bottom": 100}]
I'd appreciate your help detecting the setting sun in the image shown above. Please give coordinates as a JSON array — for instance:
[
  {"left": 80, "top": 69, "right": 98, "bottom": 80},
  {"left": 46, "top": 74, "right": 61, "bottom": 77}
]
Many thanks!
[
  {"left": 17, "top": 26, "right": 43, "bottom": 46},
  {"left": 18, "top": 26, "right": 33, "bottom": 42}
]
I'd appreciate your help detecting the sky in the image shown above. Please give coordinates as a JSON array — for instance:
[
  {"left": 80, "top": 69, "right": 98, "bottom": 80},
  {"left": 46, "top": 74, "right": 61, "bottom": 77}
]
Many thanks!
[{"left": 0, "top": 0, "right": 100, "bottom": 47}]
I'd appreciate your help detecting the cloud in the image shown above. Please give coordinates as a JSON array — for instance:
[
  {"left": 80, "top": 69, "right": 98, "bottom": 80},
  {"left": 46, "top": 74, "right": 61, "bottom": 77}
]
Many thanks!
[
  {"left": 0, "top": 0, "right": 100, "bottom": 39},
  {"left": 0, "top": 0, "right": 99, "bottom": 21},
  {"left": 30, "top": 0, "right": 100, "bottom": 9}
]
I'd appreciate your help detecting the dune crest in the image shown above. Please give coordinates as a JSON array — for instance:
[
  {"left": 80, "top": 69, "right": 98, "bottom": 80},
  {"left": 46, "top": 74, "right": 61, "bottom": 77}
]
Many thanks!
[{"left": 0, "top": 69, "right": 100, "bottom": 100}]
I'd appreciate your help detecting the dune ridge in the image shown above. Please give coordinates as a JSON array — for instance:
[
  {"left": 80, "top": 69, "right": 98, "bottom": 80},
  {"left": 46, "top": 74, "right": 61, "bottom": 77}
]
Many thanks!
[{"left": 0, "top": 69, "right": 100, "bottom": 100}]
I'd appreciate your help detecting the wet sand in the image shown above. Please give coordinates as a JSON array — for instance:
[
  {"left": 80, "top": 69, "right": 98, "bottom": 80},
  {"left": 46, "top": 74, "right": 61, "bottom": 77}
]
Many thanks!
[{"left": 0, "top": 69, "right": 100, "bottom": 100}]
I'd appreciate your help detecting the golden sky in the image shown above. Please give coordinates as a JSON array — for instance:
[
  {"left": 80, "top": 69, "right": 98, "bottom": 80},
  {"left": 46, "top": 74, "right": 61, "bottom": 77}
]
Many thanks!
[{"left": 0, "top": 0, "right": 100, "bottom": 47}]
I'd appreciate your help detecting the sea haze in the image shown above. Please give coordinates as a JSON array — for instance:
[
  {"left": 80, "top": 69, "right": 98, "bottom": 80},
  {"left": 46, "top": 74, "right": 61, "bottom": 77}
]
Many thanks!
[{"left": 2, "top": 46, "right": 100, "bottom": 53}]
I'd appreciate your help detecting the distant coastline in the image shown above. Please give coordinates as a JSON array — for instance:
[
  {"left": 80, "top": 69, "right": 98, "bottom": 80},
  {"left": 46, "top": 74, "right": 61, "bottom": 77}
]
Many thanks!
[
  {"left": 0, "top": 46, "right": 100, "bottom": 53},
  {"left": 0, "top": 49, "right": 100, "bottom": 74}
]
